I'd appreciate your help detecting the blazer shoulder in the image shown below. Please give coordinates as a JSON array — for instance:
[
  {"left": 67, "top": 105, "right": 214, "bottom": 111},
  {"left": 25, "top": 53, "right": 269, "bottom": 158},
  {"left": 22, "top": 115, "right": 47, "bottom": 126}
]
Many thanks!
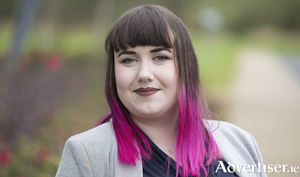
[
  {"left": 70, "top": 121, "right": 115, "bottom": 143},
  {"left": 56, "top": 121, "right": 117, "bottom": 177},
  {"left": 66, "top": 120, "right": 118, "bottom": 158},
  {"left": 206, "top": 119, "right": 253, "bottom": 142},
  {"left": 207, "top": 120, "right": 261, "bottom": 155},
  {"left": 206, "top": 120, "right": 266, "bottom": 176}
]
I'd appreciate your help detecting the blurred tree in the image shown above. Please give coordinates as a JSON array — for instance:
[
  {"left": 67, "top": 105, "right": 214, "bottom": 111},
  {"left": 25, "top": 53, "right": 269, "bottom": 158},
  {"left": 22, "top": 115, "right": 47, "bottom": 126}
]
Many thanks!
[{"left": 8, "top": 0, "right": 39, "bottom": 64}]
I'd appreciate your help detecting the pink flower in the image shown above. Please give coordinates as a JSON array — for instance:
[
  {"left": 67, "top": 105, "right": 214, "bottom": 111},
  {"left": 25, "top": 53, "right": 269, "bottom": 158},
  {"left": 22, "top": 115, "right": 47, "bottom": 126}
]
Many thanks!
[
  {"left": 46, "top": 54, "right": 61, "bottom": 71},
  {"left": 0, "top": 151, "right": 12, "bottom": 167}
]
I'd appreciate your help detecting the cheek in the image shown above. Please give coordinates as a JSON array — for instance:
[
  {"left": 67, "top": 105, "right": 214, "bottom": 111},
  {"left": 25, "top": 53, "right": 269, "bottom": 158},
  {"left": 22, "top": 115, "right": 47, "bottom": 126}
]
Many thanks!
[
  {"left": 115, "top": 66, "right": 136, "bottom": 92},
  {"left": 159, "top": 64, "right": 177, "bottom": 88}
]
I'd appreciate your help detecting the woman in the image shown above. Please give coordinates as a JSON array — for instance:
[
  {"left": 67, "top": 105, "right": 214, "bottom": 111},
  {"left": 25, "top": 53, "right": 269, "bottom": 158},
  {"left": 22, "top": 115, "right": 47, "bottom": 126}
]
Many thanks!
[{"left": 56, "top": 5, "right": 266, "bottom": 177}]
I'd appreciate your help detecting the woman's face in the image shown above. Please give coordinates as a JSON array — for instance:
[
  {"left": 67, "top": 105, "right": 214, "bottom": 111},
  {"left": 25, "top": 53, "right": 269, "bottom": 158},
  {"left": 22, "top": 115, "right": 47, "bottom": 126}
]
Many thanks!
[{"left": 114, "top": 45, "right": 178, "bottom": 121}]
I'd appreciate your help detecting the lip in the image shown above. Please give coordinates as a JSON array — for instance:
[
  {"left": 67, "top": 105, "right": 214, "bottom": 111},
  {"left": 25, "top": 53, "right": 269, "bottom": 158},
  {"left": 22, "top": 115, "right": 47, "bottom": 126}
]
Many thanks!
[{"left": 134, "top": 87, "right": 160, "bottom": 97}]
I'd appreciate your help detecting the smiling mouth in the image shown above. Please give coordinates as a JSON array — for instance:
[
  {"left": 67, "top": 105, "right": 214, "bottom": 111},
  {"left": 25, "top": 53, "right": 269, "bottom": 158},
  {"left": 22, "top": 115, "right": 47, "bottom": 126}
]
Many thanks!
[{"left": 134, "top": 87, "right": 160, "bottom": 97}]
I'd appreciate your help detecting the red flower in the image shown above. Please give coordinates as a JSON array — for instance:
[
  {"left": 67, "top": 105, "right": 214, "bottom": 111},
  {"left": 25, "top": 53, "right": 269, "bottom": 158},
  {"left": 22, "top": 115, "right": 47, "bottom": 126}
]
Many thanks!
[
  {"left": 0, "top": 151, "right": 12, "bottom": 167},
  {"left": 46, "top": 54, "right": 61, "bottom": 71},
  {"left": 40, "top": 148, "right": 52, "bottom": 160}
]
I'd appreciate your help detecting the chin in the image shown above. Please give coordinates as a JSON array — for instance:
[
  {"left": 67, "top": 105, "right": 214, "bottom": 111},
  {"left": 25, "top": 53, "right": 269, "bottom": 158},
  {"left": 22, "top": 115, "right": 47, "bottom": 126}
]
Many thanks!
[{"left": 132, "top": 109, "right": 162, "bottom": 118}]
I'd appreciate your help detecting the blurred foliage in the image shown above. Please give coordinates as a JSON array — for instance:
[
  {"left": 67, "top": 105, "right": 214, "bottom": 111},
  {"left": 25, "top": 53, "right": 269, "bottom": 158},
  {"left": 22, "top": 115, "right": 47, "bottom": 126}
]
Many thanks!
[
  {"left": 1, "top": 0, "right": 300, "bottom": 31},
  {"left": 0, "top": 52, "right": 64, "bottom": 148},
  {"left": 0, "top": 0, "right": 300, "bottom": 176},
  {"left": 183, "top": 0, "right": 300, "bottom": 32}
]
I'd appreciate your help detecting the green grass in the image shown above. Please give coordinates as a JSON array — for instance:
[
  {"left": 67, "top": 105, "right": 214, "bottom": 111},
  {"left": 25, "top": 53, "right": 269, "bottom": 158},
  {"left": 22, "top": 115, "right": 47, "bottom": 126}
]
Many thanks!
[
  {"left": 0, "top": 24, "right": 13, "bottom": 56},
  {"left": 192, "top": 34, "right": 242, "bottom": 87}
]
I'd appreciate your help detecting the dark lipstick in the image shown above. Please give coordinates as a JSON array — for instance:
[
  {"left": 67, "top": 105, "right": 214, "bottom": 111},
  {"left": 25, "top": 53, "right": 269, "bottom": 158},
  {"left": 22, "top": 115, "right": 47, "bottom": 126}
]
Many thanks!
[{"left": 134, "top": 87, "right": 160, "bottom": 97}]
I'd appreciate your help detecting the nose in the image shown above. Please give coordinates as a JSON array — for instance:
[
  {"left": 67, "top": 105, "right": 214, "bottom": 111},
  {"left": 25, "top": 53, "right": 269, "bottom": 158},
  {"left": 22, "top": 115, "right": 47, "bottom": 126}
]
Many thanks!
[{"left": 137, "top": 60, "right": 154, "bottom": 84}]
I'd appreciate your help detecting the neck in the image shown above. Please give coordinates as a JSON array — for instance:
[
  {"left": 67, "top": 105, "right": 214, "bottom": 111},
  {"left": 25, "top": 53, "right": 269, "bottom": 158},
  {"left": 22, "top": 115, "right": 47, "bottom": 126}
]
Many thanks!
[{"left": 131, "top": 110, "right": 179, "bottom": 160}]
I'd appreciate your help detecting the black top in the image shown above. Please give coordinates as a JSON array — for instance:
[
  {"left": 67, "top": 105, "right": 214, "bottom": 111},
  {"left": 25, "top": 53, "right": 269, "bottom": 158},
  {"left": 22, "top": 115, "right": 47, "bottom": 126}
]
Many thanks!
[{"left": 142, "top": 137, "right": 238, "bottom": 177}]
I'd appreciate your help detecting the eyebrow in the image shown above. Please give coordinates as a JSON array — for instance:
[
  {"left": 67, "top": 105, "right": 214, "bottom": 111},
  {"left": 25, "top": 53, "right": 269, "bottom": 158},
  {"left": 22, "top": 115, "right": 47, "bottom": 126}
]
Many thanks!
[
  {"left": 117, "top": 47, "right": 172, "bottom": 57},
  {"left": 117, "top": 51, "right": 137, "bottom": 57},
  {"left": 150, "top": 47, "right": 171, "bottom": 53}
]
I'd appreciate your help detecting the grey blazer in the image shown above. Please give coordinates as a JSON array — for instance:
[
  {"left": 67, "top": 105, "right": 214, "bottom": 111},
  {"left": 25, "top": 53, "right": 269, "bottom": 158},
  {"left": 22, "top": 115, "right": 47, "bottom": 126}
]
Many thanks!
[{"left": 56, "top": 120, "right": 267, "bottom": 177}]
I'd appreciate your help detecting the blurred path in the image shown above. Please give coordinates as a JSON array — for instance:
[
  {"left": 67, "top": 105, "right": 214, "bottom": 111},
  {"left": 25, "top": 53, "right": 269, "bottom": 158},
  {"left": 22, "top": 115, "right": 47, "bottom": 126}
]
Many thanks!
[{"left": 228, "top": 49, "right": 300, "bottom": 177}]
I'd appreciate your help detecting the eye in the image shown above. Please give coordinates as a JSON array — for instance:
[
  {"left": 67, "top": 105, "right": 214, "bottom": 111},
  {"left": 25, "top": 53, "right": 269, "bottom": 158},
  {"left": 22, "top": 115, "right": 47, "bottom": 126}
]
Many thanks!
[
  {"left": 153, "top": 55, "right": 169, "bottom": 62},
  {"left": 121, "top": 58, "right": 137, "bottom": 64}
]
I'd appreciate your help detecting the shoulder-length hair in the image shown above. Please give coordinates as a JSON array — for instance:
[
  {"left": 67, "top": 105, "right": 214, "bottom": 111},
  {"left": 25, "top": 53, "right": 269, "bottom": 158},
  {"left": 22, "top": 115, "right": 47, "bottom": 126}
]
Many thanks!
[{"left": 97, "top": 5, "right": 221, "bottom": 177}]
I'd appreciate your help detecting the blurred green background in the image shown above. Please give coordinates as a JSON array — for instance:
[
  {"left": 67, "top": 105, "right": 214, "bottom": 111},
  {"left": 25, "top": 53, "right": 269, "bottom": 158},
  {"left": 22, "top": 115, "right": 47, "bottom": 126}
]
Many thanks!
[{"left": 0, "top": 0, "right": 299, "bottom": 176}]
